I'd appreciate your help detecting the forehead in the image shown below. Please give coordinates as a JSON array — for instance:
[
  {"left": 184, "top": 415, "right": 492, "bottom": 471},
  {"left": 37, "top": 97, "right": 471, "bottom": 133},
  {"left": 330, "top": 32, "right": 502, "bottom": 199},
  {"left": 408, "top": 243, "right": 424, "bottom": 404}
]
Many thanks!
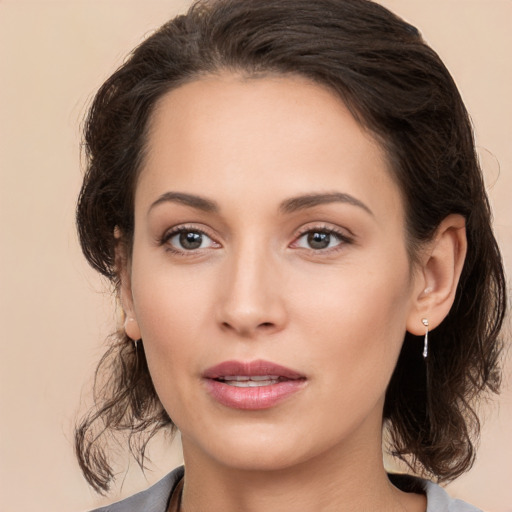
[
  {"left": 147, "top": 73, "right": 377, "bottom": 157},
  {"left": 138, "top": 73, "right": 403, "bottom": 223}
]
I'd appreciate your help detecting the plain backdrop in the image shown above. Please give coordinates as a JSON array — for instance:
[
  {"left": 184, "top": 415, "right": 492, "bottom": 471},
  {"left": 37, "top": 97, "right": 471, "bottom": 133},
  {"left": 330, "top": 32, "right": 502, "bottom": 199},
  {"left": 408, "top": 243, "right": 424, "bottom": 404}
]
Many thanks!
[{"left": 0, "top": 1, "right": 511, "bottom": 511}]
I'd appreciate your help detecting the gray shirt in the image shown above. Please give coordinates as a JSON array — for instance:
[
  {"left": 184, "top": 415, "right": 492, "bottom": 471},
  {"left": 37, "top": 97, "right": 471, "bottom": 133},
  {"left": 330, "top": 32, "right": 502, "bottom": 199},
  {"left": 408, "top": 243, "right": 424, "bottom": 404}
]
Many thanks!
[{"left": 89, "top": 466, "right": 483, "bottom": 512}]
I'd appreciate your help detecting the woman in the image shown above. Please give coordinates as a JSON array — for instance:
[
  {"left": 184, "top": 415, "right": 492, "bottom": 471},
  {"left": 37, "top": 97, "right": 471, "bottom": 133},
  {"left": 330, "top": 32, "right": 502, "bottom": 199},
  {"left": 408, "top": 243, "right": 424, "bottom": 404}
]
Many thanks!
[{"left": 75, "top": 0, "right": 507, "bottom": 510}]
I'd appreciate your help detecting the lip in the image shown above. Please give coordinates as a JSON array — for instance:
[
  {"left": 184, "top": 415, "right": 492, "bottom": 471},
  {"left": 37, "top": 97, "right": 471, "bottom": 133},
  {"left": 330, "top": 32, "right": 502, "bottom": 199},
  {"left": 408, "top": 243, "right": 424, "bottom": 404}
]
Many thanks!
[{"left": 203, "top": 359, "right": 307, "bottom": 410}]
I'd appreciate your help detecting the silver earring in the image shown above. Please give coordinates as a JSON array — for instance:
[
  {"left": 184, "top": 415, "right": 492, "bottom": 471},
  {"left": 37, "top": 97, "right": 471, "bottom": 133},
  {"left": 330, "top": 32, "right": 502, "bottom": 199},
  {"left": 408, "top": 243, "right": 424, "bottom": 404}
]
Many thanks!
[{"left": 421, "top": 318, "right": 429, "bottom": 359}]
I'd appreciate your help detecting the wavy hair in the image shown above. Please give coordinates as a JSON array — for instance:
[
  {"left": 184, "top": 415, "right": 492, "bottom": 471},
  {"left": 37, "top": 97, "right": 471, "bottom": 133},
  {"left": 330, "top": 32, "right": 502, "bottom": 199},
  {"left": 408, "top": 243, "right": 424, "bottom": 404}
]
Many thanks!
[{"left": 75, "top": 0, "right": 507, "bottom": 492}]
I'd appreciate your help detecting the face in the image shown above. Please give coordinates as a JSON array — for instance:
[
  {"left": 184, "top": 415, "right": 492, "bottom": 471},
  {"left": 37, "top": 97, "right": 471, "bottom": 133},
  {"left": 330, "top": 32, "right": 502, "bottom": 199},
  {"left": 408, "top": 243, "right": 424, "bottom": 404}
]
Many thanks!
[{"left": 123, "top": 74, "right": 422, "bottom": 472}]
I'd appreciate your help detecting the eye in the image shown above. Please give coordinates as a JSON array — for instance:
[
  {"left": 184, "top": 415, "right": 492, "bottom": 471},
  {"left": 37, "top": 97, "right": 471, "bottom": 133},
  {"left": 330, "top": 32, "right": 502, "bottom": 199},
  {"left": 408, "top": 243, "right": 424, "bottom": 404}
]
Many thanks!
[
  {"left": 294, "top": 228, "right": 348, "bottom": 250},
  {"left": 165, "top": 228, "right": 218, "bottom": 252}
]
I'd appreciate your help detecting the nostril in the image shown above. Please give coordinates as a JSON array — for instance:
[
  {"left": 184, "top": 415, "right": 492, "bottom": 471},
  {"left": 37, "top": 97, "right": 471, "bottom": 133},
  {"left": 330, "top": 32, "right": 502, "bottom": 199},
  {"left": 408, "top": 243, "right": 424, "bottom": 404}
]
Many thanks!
[{"left": 221, "top": 320, "right": 275, "bottom": 333}]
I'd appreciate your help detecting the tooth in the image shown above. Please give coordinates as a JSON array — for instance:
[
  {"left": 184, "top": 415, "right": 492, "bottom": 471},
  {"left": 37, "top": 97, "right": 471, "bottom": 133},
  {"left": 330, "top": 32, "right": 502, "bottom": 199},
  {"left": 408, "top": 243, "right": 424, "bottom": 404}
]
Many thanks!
[
  {"left": 221, "top": 375, "right": 281, "bottom": 382},
  {"left": 226, "top": 379, "right": 279, "bottom": 387}
]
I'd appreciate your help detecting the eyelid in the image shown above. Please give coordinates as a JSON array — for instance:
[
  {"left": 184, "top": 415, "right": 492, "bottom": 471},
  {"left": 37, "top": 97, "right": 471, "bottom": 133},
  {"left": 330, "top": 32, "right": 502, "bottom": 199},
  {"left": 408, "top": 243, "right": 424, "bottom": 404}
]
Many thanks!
[
  {"left": 294, "top": 222, "right": 354, "bottom": 240},
  {"left": 290, "top": 223, "right": 354, "bottom": 251},
  {"left": 159, "top": 224, "right": 222, "bottom": 253},
  {"left": 158, "top": 222, "right": 353, "bottom": 255}
]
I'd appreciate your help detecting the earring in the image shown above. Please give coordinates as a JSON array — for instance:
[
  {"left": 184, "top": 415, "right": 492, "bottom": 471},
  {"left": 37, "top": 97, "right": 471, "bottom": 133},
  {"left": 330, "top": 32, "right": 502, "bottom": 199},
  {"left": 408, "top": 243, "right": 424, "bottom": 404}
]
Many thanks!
[{"left": 421, "top": 318, "right": 429, "bottom": 359}]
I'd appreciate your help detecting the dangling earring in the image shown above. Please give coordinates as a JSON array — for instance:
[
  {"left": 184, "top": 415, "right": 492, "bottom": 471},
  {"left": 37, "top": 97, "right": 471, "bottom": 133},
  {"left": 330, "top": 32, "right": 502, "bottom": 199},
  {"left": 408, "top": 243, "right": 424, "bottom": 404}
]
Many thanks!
[
  {"left": 421, "top": 318, "right": 429, "bottom": 359},
  {"left": 124, "top": 316, "right": 141, "bottom": 351}
]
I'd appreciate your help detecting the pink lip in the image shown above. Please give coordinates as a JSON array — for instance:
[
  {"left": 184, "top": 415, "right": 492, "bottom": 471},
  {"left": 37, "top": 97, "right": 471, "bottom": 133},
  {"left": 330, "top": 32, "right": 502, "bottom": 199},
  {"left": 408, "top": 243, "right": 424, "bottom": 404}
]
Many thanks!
[{"left": 203, "top": 360, "right": 307, "bottom": 410}]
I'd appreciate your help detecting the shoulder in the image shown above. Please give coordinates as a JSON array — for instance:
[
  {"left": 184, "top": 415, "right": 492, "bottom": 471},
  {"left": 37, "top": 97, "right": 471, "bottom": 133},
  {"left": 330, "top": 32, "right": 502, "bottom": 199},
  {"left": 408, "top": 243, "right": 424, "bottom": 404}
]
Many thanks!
[
  {"left": 89, "top": 468, "right": 482, "bottom": 512},
  {"left": 88, "top": 466, "right": 184, "bottom": 512},
  {"left": 424, "top": 480, "right": 483, "bottom": 512},
  {"left": 389, "top": 473, "right": 483, "bottom": 512}
]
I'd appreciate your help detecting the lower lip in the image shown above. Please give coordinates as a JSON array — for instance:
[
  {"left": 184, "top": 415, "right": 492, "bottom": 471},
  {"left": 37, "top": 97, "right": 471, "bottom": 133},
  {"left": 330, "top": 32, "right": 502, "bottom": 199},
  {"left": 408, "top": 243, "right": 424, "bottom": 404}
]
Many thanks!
[{"left": 204, "top": 379, "right": 306, "bottom": 410}]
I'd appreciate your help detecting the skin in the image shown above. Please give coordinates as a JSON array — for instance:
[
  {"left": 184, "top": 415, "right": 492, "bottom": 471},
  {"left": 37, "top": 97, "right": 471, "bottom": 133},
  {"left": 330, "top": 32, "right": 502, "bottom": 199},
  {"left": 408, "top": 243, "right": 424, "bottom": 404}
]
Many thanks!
[{"left": 121, "top": 74, "right": 467, "bottom": 512}]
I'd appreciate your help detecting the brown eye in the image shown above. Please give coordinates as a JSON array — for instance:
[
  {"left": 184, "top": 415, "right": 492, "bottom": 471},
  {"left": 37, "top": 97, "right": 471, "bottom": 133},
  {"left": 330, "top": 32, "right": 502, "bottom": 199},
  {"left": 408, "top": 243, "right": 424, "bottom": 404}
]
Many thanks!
[
  {"left": 167, "top": 229, "right": 215, "bottom": 251},
  {"left": 307, "top": 232, "right": 331, "bottom": 249},
  {"left": 179, "top": 231, "right": 203, "bottom": 250},
  {"left": 295, "top": 230, "right": 344, "bottom": 250}
]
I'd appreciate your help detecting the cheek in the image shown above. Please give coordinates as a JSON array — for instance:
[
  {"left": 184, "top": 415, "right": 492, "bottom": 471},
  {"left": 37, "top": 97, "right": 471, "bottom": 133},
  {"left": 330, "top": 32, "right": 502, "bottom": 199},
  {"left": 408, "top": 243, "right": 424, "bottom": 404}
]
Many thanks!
[
  {"left": 294, "top": 255, "right": 413, "bottom": 391},
  {"left": 129, "top": 253, "right": 221, "bottom": 403},
  {"left": 134, "top": 287, "right": 207, "bottom": 361},
  {"left": 131, "top": 243, "right": 213, "bottom": 332}
]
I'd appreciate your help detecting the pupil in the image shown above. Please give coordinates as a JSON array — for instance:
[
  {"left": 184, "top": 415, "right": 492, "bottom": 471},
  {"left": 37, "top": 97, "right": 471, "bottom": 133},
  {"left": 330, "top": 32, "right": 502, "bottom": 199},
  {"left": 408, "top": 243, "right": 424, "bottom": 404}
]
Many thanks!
[
  {"left": 180, "top": 231, "right": 202, "bottom": 249},
  {"left": 308, "top": 232, "right": 330, "bottom": 249}
]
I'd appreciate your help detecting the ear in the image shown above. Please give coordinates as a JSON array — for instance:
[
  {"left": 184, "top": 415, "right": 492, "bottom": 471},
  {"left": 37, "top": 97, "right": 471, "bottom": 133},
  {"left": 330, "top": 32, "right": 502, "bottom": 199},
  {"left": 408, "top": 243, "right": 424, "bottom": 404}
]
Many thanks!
[
  {"left": 115, "top": 228, "right": 141, "bottom": 341},
  {"left": 406, "top": 214, "right": 467, "bottom": 335}
]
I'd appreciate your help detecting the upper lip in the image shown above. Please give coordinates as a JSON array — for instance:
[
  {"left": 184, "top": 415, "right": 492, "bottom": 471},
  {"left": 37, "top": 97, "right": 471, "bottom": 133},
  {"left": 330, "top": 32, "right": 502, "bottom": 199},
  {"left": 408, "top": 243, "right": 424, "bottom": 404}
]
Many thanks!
[{"left": 203, "top": 360, "right": 305, "bottom": 380}]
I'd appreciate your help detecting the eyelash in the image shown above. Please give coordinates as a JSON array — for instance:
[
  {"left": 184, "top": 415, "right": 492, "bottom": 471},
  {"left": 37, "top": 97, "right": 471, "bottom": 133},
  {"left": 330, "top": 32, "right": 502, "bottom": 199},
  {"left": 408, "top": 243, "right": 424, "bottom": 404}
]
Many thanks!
[
  {"left": 159, "top": 225, "right": 219, "bottom": 256},
  {"left": 291, "top": 225, "right": 353, "bottom": 253},
  {"left": 159, "top": 224, "right": 353, "bottom": 256}
]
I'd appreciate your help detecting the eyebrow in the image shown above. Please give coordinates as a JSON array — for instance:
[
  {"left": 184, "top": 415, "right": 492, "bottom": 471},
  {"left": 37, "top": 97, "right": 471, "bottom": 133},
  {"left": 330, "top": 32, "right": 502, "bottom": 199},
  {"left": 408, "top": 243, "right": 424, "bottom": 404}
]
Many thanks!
[
  {"left": 148, "top": 190, "right": 373, "bottom": 217},
  {"left": 279, "top": 192, "right": 373, "bottom": 216},
  {"left": 149, "top": 192, "right": 219, "bottom": 214}
]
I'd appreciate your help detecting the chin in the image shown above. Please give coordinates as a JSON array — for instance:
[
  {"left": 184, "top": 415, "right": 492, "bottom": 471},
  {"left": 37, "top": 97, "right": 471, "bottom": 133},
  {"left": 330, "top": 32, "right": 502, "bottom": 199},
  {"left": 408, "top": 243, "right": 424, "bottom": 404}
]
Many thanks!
[
  {"left": 181, "top": 423, "right": 304, "bottom": 471},
  {"left": 184, "top": 419, "right": 344, "bottom": 475}
]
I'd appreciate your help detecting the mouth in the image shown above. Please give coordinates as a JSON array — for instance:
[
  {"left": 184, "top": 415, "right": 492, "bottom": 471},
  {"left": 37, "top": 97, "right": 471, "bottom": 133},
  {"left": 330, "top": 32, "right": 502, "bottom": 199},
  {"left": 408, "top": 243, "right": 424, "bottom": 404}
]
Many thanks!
[
  {"left": 203, "top": 360, "right": 306, "bottom": 410},
  {"left": 215, "top": 375, "right": 286, "bottom": 387}
]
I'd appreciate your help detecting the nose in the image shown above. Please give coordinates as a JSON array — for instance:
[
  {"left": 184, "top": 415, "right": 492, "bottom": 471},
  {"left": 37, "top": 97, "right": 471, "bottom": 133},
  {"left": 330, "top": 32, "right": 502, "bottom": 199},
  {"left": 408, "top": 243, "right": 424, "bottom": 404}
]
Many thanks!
[{"left": 215, "top": 243, "right": 288, "bottom": 338}]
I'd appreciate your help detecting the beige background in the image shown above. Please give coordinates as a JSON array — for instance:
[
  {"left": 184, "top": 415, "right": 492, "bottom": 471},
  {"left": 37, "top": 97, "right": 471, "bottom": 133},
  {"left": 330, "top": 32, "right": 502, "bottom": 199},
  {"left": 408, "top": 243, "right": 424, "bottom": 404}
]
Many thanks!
[{"left": 0, "top": 1, "right": 511, "bottom": 511}]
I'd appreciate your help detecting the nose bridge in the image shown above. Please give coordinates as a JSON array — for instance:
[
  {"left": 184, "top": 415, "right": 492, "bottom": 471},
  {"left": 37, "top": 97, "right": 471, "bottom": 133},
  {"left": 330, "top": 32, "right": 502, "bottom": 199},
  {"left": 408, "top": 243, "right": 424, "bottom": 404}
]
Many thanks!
[{"left": 217, "top": 236, "right": 286, "bottom": 335}]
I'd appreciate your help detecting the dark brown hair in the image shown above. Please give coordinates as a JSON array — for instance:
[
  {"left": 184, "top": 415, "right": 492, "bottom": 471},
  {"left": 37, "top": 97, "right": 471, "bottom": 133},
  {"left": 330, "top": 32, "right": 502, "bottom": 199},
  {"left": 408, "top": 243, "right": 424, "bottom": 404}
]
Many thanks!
[{"left": 76, "top": 0, "right": 507, "bottom": 493}]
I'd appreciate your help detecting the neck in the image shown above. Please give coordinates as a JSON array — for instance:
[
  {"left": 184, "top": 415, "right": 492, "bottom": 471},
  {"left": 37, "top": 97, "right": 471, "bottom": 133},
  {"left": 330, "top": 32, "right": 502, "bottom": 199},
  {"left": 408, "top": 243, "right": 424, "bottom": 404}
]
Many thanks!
[{"left": 178, "top": 426, "right": 425, "bottom": 512}]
